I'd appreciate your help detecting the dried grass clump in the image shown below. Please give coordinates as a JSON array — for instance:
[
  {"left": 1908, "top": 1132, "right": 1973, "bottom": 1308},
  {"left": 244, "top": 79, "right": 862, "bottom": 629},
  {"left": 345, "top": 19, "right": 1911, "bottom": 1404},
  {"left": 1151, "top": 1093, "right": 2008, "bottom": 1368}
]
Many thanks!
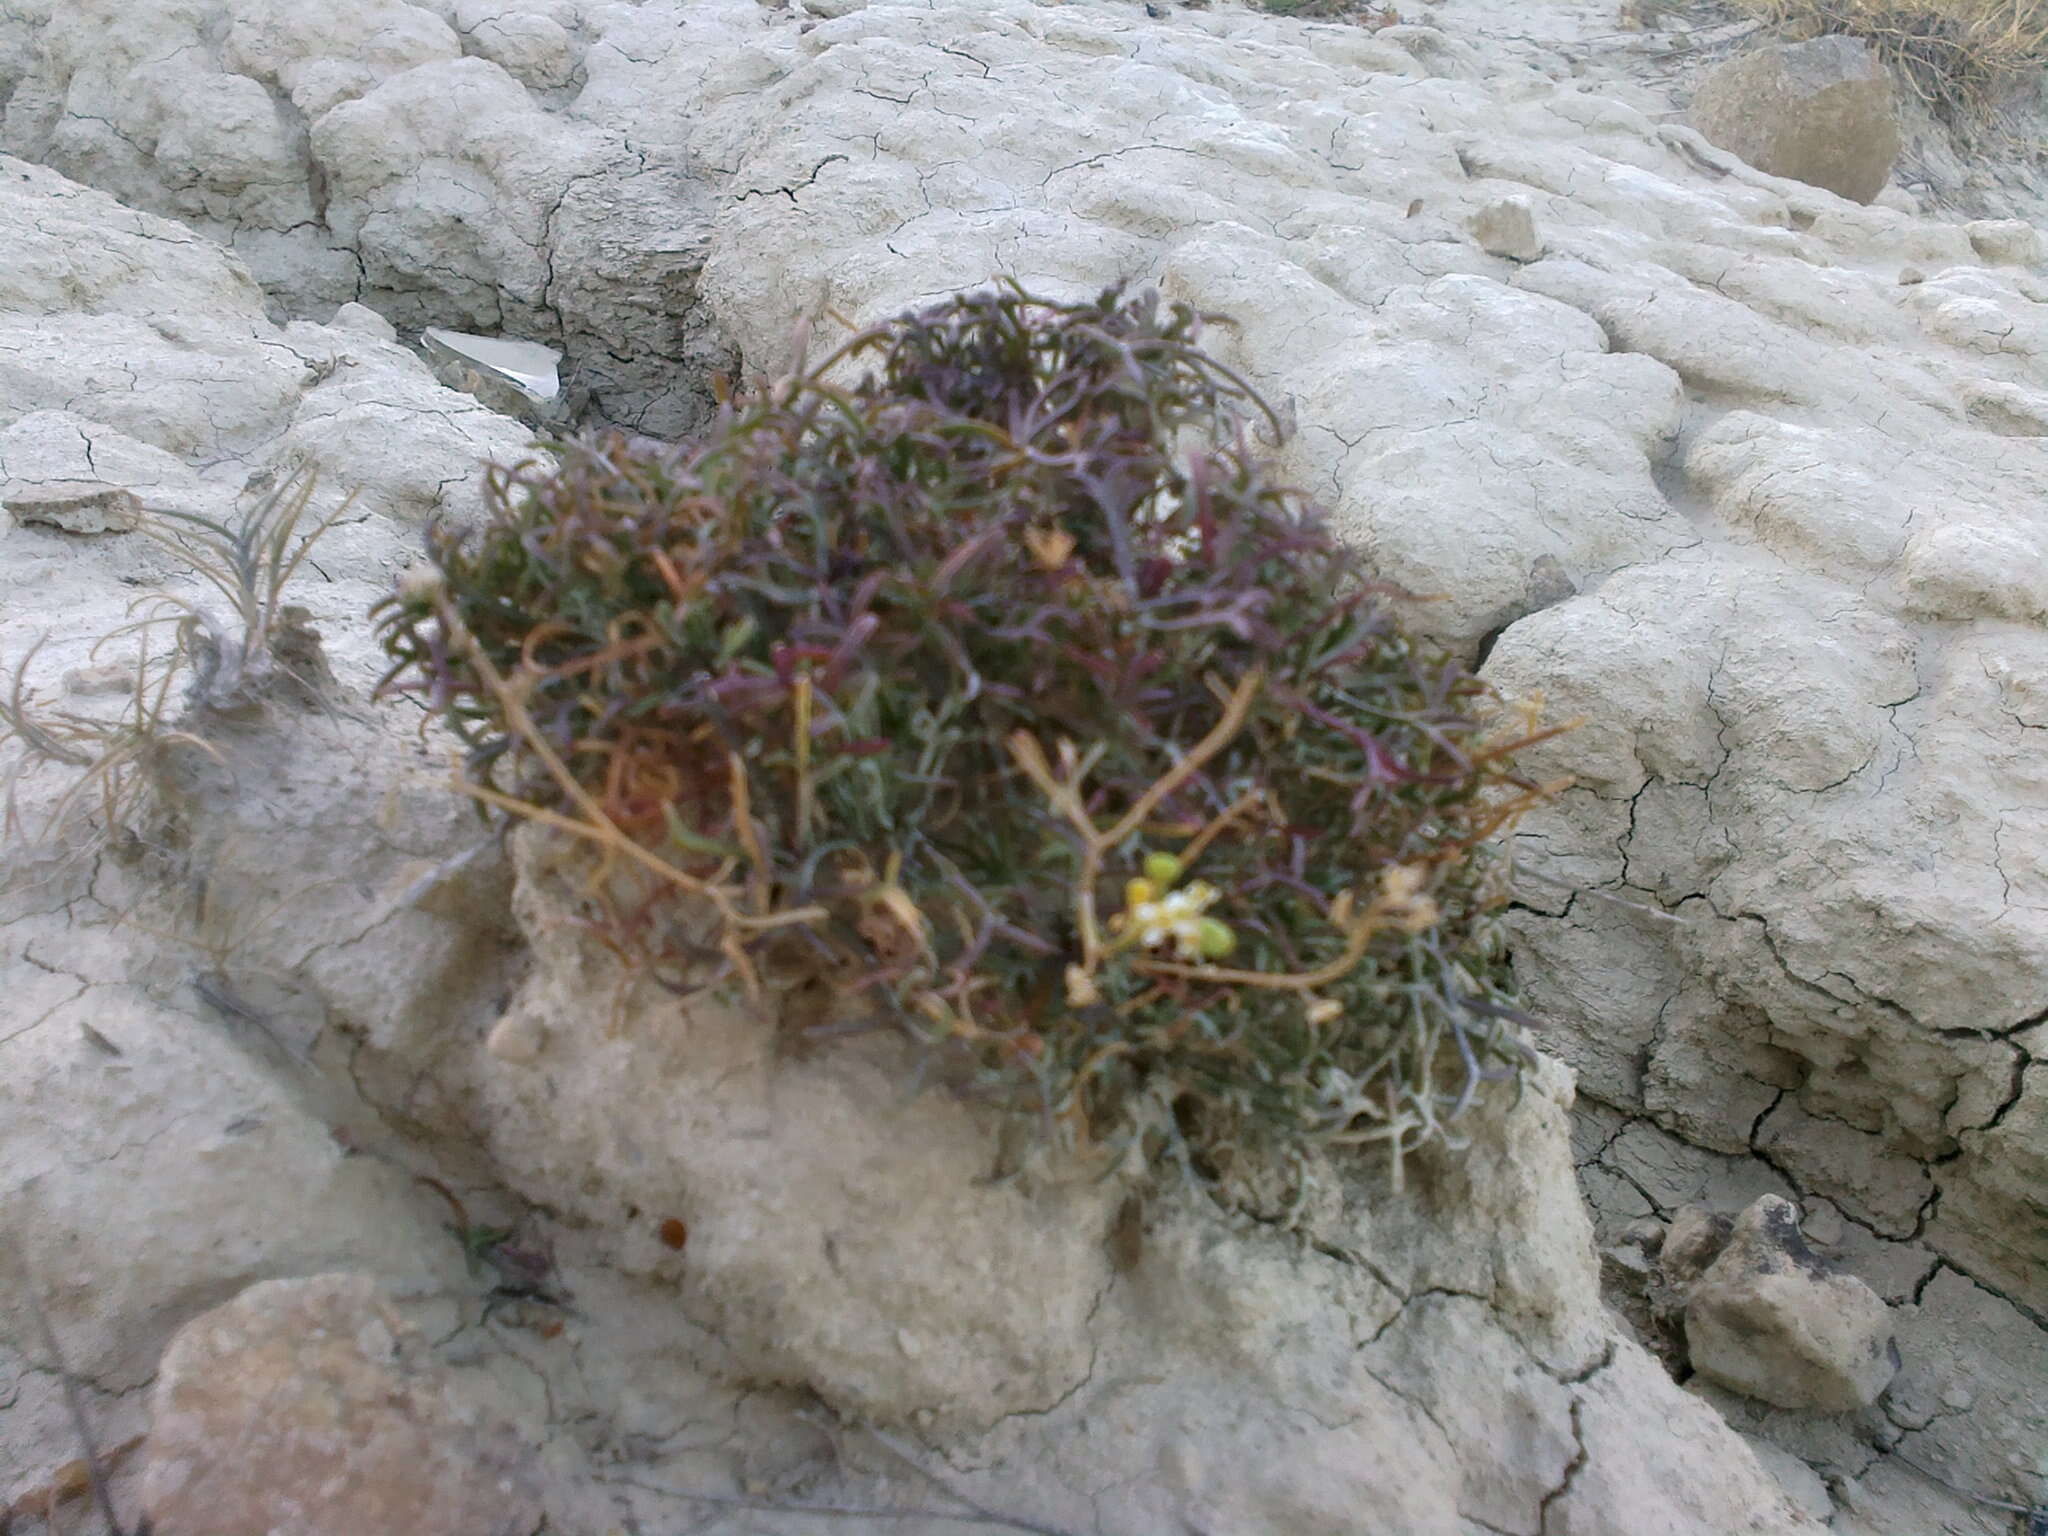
[
  {"left": 374, "top": 283, "right": 1566, "bottom": 1181},
  {"left": 1258, "top": 0, "right": 1402, "bottom": 26},
  {"left": 1738, "top": 0, "right": 2048, "bottom": 121},
  {"left": 0, "top": 472, "right": 341, "bottom": 845}
]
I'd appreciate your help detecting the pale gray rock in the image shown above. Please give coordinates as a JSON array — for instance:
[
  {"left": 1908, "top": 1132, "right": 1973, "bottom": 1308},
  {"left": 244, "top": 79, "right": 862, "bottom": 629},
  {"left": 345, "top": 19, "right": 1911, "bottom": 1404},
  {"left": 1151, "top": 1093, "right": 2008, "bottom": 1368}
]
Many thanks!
[
  {"left": 0, "top": 155, "right": 532, "bottom": 661},
  {"left": 0, "top": 158, "right": 544, "bottom": 1519},
  {"left": 1922, "top": 1023, "right": 2048, "bottom": 1311},
  {"left": 1806, "top": 203, "right": 1977, "bottom": 268},
  {"left": 2, "top": 480, "right": 142, "bottom": 534},
  {"left": 1687, "top": 37, "right": 1900, "bottom": 204},
  {"left": 450, "top": 0, "right": 583, "bottom": 92},
  {"left": 479, "top": 826, "right": 1119, "bottom": 1431},
  {"left": 277, "top": 320, "right": 533, "bottom": 528},
  {"left": 310, "top": 58, "right": 595, "bottom": 329},
  {"left": 1879, "top": 1263, "right": 2048, "bottom": 1523},
  {"left": 1963, "top": 376, "right": 2048, "bottom": 435},
  {"left": 1491, "top": 540, "right": 2047, "bottom": 1306},
  {"left": 0, "top": 0, "right": 2042, "bottom": 1528},
  {"left": 1747, "top": 1441, "right": 1837, "bottom": 1522},
  {"left": 224, "top": 0, "right": 464, "bottom": 121},
  {"left": 1966, "top": 217, "right": 2044, "bottom": 267},
  {"left": 108, "top": 704, "right": 1822, "bottom": 1534},
  {"left": 459, "top": 823, "right": 1815, "bottom": 1530},
  {"left": 1683, "top": 1196, "right": 1900, "bottom": 1413},
  {"left": 1660, "top": 1204, "right": 1733, "bottom": 1291},
  {"left": 1470, "top": 193, "right": 1545, "bottom": 260},
  {"left": 329, "top": 301, "right": 398, "bottom": 342},
  {"left": 0, "top": 0, "right": 735, "bottom": 438},
  {"left": 578, "top": 7, "right": 2042, "bottom": 1516},
  {"left": 1551, "top": 1347, "right": 1827, "bottom": 1535},
  {"left": 0, "top": 157, "right": 527, "bottom": 542},
  {"left": 0, "top": 943, "right": 480, "bottom": 1514}
]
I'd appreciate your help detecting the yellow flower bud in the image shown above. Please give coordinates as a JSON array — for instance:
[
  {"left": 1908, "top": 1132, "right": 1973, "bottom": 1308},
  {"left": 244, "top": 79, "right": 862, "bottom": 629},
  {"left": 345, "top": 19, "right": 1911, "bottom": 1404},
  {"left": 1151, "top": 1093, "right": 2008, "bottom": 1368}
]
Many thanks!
[
  {"left": 1125, "top": 877, "right": 1158, "bottom": 910},
  {"left": 1143, "top": 851, "right": 1184, "bottom": 887}
]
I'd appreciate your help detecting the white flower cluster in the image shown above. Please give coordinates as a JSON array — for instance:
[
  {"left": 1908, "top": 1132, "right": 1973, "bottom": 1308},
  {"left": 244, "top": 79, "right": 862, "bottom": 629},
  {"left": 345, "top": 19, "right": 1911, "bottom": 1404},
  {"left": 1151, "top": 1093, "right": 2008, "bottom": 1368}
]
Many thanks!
[{"left": 1128, "top": 882, "right": 1219, "bottom": 961}]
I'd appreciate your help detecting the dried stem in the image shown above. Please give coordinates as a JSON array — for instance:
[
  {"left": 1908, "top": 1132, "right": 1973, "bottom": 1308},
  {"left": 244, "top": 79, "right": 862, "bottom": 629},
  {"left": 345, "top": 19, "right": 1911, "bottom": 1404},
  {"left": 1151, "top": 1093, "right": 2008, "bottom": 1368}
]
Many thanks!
[{"left": 437, "top": 594, "right": 824, "bottom": 936}]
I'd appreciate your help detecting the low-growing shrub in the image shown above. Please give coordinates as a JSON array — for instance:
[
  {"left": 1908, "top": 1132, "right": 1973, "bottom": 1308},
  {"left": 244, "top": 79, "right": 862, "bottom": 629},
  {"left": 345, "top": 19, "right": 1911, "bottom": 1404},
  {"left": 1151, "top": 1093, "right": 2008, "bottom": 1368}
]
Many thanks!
[{"left": 374, "top": 283, "right": 1564, "bottom": 1181}]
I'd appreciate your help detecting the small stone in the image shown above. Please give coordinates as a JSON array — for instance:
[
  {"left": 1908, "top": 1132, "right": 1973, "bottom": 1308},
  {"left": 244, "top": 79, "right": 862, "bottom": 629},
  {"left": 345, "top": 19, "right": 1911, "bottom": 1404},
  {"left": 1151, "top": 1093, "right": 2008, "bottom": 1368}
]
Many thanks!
[
  {"left": 4, "top": 480, "right": 143, "bottom": 534},
  {"left": 1687, "top": 36, "right": 1899, "bottom": 204},
  {"left": 1747, "top": 1441, "right": 1834, "bottom": 1521},
  {"left": 486, "top": 1009, "right": 548, "bottom": 1064},
  {"left": 1684, "top": 1195, "right": 1899, "bottom": 1413},
  {"left": 1882, "top": 1373, "right": 1940, "bottom": 1429},
  {"left": 64, "top": 663, "right": 138, "bottom": 697},
  {"left": 1602, "top": 1241, "right": 1655, "bottom": 1278},
  {"left": 141, "top": 1274, "right": 544, "bottom": 1536},
  {"left": 329, "top": 301, "right": 398, "bottom": 341},
  {"left": 1622, "top": 1217, "right": 1668, "bottom": 1250},
  {"left": 468, "top": 12, "right": 579, "bottom": 90},
  {"left": 1898, "top": 266, "right": 1926, "bottom": 285},
  {"left": 1659, "top": 1204, "right": 1732, "bottom": 1291},
  {"left": 1525, "top": 551, "right": 1577, "bottom": 611},
  {"left": 1797, "top": 1200, "right": 1844, "bottom": 1246},
  {"left": 1158, "top": 1439, "right": 1203, "bottom": 1497},
  {"left": 1831, "top": 1474, "right": 1873, "bottom": 1515},
  {"left": 1469, "top": 195, "right": 1544, "bottom": 262},
  {"left": 1966, "top": 218, "right": 2043, "bottom": 268},
  {"left": 1940, "top": 1384, "right": 1975, "bottom": 1411}
]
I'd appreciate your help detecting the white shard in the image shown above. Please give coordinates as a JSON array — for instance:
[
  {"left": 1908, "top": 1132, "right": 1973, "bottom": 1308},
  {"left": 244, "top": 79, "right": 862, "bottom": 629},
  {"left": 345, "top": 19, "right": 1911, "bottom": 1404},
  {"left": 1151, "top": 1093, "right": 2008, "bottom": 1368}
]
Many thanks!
[{"left": 420, "top": 327, "right": 561, "bottom": 403}]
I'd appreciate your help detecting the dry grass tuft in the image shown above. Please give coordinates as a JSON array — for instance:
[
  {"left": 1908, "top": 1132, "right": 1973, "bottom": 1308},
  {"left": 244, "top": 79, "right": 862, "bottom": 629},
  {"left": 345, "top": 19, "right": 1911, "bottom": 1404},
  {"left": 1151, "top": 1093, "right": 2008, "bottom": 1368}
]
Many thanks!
[
  {"left": 1258, "top": 0, "right": 1403, "bottom": 25},
  {"left": 0, "top": 470, "right": 341, "bottom": 849},
  {"left": 1735, "top": 0, "right": 2048, "bottom": 122}
]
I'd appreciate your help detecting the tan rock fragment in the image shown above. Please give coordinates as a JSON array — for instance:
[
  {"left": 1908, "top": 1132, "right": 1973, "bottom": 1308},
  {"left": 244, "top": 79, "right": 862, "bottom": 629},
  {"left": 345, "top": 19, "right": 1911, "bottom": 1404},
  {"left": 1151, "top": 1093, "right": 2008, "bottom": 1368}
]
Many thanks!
[
  {"left": 3, "top": 480, "right": 143, "bottom": 534},
  {"left": 1687, "top": 37, "right": 1899, "bottom": 203},
  {"left": 1966, "top": 218, "right": 2043, "bottom": 268},
  {"left": 1469, "top": 195, "right": 1545, "bottom": 262},
  {"left": 1682, "top": 1196, "right": 1899, "bottom": 1413},
  {"left": 141, "top": 1273, "right": 543, "bottom": 1536}
]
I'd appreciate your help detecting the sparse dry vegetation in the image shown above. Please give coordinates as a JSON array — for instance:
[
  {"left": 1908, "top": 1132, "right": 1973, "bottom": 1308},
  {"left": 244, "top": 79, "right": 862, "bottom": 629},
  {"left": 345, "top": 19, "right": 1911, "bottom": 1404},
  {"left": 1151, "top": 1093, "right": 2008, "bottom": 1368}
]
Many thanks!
[
  {"left": 376, "top": 283, "right": 1567, "bottom": 1184},
  {"left": 1737, "top": 0, "right": 2048, "bottom": 121},
  {"left": 0, "top": 471, "right": 340, "bottom": 847},
  {"left": 1257, "top": 0, "right": 1403, "bottom": 25}
]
